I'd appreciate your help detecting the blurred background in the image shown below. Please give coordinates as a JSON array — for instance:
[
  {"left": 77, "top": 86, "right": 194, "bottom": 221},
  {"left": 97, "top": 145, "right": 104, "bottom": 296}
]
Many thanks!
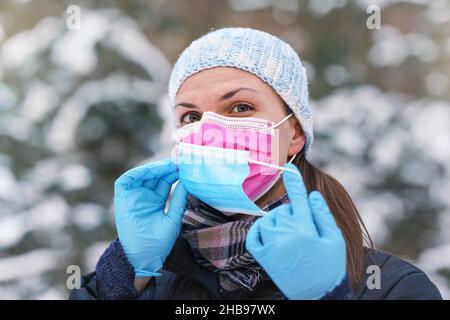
[{"left": 0, "top": 0, "right": 449, "bottom": 299}]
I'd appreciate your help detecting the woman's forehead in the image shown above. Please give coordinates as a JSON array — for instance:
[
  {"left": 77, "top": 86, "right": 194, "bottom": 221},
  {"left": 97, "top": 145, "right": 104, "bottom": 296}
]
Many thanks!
[{"left": 176, "top": 67, "right": 273, "bottom": 97}]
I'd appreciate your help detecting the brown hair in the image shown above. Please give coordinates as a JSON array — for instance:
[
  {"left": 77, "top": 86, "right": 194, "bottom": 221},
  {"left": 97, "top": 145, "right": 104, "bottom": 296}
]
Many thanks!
[{"left": 293, "top": 147, "right": 374, "bottom": 288}]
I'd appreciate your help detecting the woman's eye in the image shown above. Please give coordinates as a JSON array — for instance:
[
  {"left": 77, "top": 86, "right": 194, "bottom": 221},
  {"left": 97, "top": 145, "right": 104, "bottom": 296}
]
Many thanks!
[
  {"left": 181, "top": 112, "right": 201, "bottom": 124},
  {"left": 231, "top": 103, "right": 253, "bottom": 113}
]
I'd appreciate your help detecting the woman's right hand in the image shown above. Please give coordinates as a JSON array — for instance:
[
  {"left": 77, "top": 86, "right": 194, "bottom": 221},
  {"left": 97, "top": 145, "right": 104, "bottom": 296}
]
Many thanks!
[{"left": 114, "top": 159, "right": 188, "bottom": 278}]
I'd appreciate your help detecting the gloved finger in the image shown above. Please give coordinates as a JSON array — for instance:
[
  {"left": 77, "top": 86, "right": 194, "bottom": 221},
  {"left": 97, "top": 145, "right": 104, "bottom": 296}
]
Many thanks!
[
  {"left": 259, "top": 210, "right": 277, "bottom": 227},
  {"left": 269, "top": 203, "right": 292, "bottom": 216},
  {"left": 141, "top": 170, "right": 179, "bottom": 190},
  {"left": 282, "top": 163, "right": 317, "bottom": 233},
  {"left": 245, "top": 219, "right": 264, "bottom": 257},
  {"left": 130, "top": 160, "right": 178, "bottom": 189},
  {"left": 115, "top": 159, "right": 177, "bottom": 191},
  {"left": 115, "top": 187, "right": 165, "bottom": 219},
  {"left": 141, "top": 178, "right": 157, "bottom": 190},
  {"left": 165, "top": 181, "right": 189, "bottom": 223},
  {"left": 160, "top": 170, "right": 180, "bottom": 184},
  {"left": 270, "top": 204, "right": 298, "bottom": 229},
  {"left": 258, "top": 221, "right": 282, "bottom": 247},
  {"left": 146, "top": 158, "right": 178, "bottom": 177},
  {"left": 152, "top": 171, "right": 180, "bottom": 198},
  {"left": 259, "top": 211, "right": 297, "bottom": 246},
  {"left": 309, "top": 191, "right": 341, "bottom": 239}
]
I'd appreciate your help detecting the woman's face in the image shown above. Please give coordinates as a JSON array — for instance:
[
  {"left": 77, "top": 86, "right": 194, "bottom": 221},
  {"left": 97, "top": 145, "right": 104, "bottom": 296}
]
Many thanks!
[{"left": 174, "top": 67, "right": 305, "bottom": 209}]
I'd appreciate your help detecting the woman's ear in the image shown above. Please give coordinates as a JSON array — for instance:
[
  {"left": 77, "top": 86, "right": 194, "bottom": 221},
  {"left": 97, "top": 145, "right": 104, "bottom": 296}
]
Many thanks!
[{"left": 288, "top": 118, "right": 305, "bottom": 157}]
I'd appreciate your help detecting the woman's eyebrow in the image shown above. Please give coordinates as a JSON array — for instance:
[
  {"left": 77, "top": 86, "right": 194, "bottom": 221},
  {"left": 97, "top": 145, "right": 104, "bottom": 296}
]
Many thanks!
[
  {"left": 174, "top": 87, "right": 259, "bottom": 109},
  {"left": 174, "top": 102, "right": 197, "bottom": 109},
  {"left": 219, "top": 87, "right": 259, "bottom": 101}
]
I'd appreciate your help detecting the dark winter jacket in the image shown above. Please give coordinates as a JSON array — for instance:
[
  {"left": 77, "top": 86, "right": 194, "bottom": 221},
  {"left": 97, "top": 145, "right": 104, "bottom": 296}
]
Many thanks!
[{"left": 68, "top": 235, "right": 442, "bottom": 300}]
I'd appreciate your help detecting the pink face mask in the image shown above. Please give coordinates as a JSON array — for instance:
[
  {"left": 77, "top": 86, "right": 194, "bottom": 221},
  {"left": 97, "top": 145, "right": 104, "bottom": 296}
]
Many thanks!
[{"left": 173, "top": 111, "right": 296, "bottom": 202}]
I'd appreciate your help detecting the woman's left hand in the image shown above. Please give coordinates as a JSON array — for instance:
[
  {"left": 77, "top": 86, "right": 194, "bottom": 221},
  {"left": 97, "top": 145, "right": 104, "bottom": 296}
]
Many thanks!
[{"left": 245, "top": 163, "right": 347, "bottom": 300}]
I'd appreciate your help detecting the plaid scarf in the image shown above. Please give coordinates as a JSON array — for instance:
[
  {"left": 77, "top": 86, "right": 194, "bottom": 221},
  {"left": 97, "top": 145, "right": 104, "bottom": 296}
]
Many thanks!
[{"left": 181, "top": 193, "right": 289, "bottom": 296}]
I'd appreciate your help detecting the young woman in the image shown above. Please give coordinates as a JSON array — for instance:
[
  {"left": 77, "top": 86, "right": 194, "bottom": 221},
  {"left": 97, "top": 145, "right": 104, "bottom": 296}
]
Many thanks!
[{"left": 70, "top": 27, "right": 442, "bottom": 300}]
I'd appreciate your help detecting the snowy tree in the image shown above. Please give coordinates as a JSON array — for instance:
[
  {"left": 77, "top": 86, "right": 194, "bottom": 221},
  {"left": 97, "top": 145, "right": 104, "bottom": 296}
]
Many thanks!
[{"left": 0, "top": 8, "right": 172, "bottom": 299}]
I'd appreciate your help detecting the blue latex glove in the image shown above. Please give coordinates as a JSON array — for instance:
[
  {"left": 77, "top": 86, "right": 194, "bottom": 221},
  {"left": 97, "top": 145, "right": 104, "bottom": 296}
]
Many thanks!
[
  {"left": 114, "top": 159, "right": 188, "bottom": 278},
  {"left": 245, "top": 163, "right": 347, "bottom": 300}
]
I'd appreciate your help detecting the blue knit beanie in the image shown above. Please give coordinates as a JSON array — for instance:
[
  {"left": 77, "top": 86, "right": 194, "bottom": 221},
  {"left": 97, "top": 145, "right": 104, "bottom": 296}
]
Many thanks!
[{"left": 168, "top": 27, "right": 313, "bottom": 157}]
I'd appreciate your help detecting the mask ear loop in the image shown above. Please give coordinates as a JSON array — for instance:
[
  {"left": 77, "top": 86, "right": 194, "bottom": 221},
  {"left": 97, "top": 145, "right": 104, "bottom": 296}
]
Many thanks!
[
  {"left": 247, "top": 152, "right": 300, "bottom": 203},
  {"left": 247, "top": 112, "right": 299, "bottom": 175},
  {"left": 272, "top": 113, "right": 294, "bottom": 129},
  {"left": 276, "top": 112, "right": 298, "bottom": 171},
  {"left": 248, "top": 155, "right": 300, "bottom": 176},
  {"left": 287, "top": 152, "right": 297, "bottom": 165}
]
